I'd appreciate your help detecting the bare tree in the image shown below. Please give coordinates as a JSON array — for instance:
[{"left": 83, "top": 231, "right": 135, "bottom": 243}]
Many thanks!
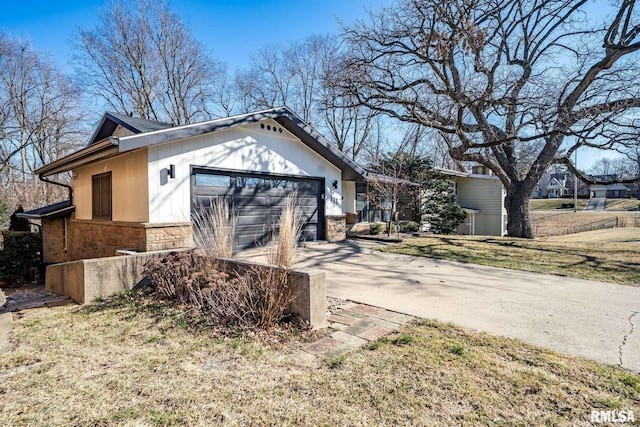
[
  {"left": 365, "top": 150, "right": 416, "bottom": 237},
  {"left": 0, "top": 33, "right": 83, "bottom": 212},
  {"left": 340, "top": 0, "right": 640, "bottom": 238},
  {"left": 590, "top": 155, "right": 639, "bottom": 178},
  {"left": 235, "top": 34, "right": 380, "bottom": 161},
  {"left": 74, "top": 0, "right": 223, "bottom": 125},
  {"left": 235, "top": 36, "right": 328, "bottom": 123}
]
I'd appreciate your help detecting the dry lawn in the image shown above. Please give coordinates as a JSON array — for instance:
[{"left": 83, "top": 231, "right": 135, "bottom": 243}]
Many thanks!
[
  {"left": 529, "top": 199, "right": 589, "bottom": 211},
  {"left": 530, "top": 211, "right": 640, "bottom": 237},
  {"left": 1, "top": 294, "right": 639, "bottom": 426},
  {"left": 606, "top": 199, "right": 640, "bottom": 211},
  {"left": 380, "top": 228, "right": 640, "bottom": 286},
  {"left": 529, "top": 198, "right": 640, "bottom": 212}
]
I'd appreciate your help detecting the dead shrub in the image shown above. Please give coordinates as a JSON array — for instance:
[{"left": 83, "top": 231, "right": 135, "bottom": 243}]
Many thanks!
[
  {"left": 267, "top": 192, "right": 302, "bottom": 268},
  {"left": 144, "top": 251, "right": 299, "bottom": 329},
  {"left": 192, "top": 199, "right": 236, "bottom": 259}
]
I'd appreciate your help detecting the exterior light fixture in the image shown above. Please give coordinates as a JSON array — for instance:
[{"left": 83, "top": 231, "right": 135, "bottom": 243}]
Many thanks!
[
  {"left": 168, "top": 164, "right": 175, "bottom": 179},
  {"left": 332, "top": 180, "right": 338, "bottom": 189}
]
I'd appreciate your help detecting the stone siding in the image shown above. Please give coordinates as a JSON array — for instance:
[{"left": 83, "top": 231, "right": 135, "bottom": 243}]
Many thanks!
[
  {"left": 145, "top": 223, "right": 193, "bottom": 251},
  {"left": 42, "top": 216, "right": 193, "bottom": 263},
  {"left": 42, "top": 218, "right": 67, "bottom": 264},
  {"left": 325, "top": 214, "right": 346, "bottom": 242},
  {"left": 68, "top": 219, "right": 147, "bottom": 261}
]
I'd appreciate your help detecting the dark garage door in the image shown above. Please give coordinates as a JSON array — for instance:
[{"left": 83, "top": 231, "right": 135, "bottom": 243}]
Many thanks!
[{"left": 191, "top": 167, "right": 325, "bottom": 248}]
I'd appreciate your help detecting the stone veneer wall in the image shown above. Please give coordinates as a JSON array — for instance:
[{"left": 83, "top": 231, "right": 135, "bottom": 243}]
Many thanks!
[
  {"left": 42, "top": 217, "right": 193, "bottom": 263},
  {"left": 325, "top": 214, "right": 347, "bottom": 242},
  {"left": 67, "top": 219, "right": 146, "bottom": 261},
  {"left": 42, "top": 218, "right": 68, "bottom": 264},
  {"left": 144, "top": 222, "right": 193, "bottom": 251}
]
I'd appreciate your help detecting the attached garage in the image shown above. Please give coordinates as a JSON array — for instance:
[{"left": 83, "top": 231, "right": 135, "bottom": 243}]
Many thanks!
[
  {"left": 192, "top": 167, "right": 324, "bottom": 248},
  {"left": 28, "top": 107, "right": 366, "bottom": 263}
]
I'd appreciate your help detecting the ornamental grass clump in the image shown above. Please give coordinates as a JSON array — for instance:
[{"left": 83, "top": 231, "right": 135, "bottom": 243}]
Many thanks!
[
  {"left": 144, "top": 251, "right": 298, "bottom": 329},
  {"left": 146, "top": 195, "right": 302, "bottom": 329},
  {"left": 267, "top": 193, "right": 303, "bottom": 268},
  {"left": 192, "top": 198, "right": 236, "bottom": 259}
]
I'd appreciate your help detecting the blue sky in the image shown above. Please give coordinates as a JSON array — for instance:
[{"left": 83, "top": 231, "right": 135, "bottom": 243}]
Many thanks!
[
  {"left": 2, "top": 0, "right": 387, "bottom": 71},
  {"left": 1, "top": 0, "right": 620, "bottom": 170}
]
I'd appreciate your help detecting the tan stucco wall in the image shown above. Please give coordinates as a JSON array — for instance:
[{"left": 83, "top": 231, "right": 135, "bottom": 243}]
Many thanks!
[{"left": 73, "top": 148, "right": 149, "bottom": 222}]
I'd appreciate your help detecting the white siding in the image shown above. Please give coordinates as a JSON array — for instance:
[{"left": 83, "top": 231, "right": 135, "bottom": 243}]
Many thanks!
[
  {"left": 342, "top": 181, "right": 356, "bottom": 214},
  {"left": 455, "top": 175, "right": 506, "bottom": 236},
  {"left": 147, "top": 119, "right": 343, "bottom": 223}
]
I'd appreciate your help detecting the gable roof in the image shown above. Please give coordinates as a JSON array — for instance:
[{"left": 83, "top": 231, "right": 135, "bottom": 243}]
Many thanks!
[
  {"left": 117, "top": 106, "right": 366, "bottom": 180},
  {"left": 36, "top": 107, "right": 366, "bottom": 181},
  {"left": 87, "top": 112, "right": 172, "bottom": 146}
]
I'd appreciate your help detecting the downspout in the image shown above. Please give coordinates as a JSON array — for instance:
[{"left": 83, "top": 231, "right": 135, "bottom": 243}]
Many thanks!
[
  {"left": 38, "top": 174, "right": 73, "bottom": 258},
  {"left": 39, "top": 174, "right": 73, "bottom": 205}
]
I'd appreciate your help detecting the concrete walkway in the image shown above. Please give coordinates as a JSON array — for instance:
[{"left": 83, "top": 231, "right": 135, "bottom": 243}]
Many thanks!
[
  {"left": 584, "top": 198, "right": 606, "bottom": 211},
  {"left": 240, "top": 240, "right": 640, "bottom": 371},
  {"left": 0, "top": 290, "right": 12, "bottom": 355}
]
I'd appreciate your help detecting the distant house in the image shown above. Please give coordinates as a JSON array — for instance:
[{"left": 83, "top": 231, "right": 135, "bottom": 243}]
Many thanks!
[
  {"left": 624, "top": 182, "right": 639, "bottom": 199},
  {"left": 588, "top": 175, "right": 629, "bottom": 198},
  {"left": 532, "top": 170, "right": 588, "bottom": 199}
]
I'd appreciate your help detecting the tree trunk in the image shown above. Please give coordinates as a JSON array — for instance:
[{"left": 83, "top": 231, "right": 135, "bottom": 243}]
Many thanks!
[{"left": 505, "top": 184, "right": 533, "bottom": 238}]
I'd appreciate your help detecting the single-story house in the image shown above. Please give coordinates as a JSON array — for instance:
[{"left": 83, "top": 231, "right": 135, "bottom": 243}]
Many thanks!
[
  {"left": 438, "top": 168, "right": 507, "bottom": 236},
  {"left": 23, "top": 107, "right": 366, "bottom": 263},
  {"left": 590, "top": 183, "right": 628, "bottom": 199},
  {"left": 587, "top": 174, "right": 633, "bottom": 199}
]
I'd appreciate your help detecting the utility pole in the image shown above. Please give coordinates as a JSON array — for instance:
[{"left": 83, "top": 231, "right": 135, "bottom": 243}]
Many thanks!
[{"left": 574, "top": 150, "right": 578, "bottom": 212}]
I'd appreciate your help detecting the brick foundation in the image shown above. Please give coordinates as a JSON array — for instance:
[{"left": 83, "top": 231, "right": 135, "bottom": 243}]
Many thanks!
[
  {"left": 42, "top": 216, "right": 193, "bottom": 263},
  {"left": 325, "top": 214, "right": 347, "bottom": 242}
]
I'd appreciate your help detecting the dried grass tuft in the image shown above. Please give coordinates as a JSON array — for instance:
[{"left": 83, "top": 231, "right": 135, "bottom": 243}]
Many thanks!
[
  {"left": 144, "top": 251, "right": 299, "bottom": 329},
  {"left": 268, "top": 193, "right": 302, "bottom": 268},
  {"left": 192, "top": 198, "right": 236, "bottom": 259}
]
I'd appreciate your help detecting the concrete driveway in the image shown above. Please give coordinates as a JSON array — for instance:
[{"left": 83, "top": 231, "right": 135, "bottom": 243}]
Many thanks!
[{"left": 246, "top": 239, "right": 640, "bottom": 371}]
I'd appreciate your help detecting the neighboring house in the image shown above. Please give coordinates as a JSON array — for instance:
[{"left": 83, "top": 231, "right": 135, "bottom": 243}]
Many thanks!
[
  {"left": 588, "top": 174, "right": 629, "bottom": 198},
  {"left": 624, "top": 182, "right": 639, "bottom": 199},
  {"left": 590, "top": 183, "right": 628, "bottom": 198},
  {"left": 532, "top": 171, "right": 589, "bottom": 199},
  {"left": 344, "top": 166, "right": 507, "bottom": 236},
  {"left": 22, "top": 107, "right": 366, "bottom": 263},
  {"left": 545, "top": 174, "right": 569, "bottom": 198},
  {"left": 448, "top": 170, "right": 507, "bottom": 236}
]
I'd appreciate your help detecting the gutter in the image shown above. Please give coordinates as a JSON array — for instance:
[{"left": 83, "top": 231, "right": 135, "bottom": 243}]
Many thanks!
[{"left": 35, "top": 137, "right": 119, "bottom": 177}]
